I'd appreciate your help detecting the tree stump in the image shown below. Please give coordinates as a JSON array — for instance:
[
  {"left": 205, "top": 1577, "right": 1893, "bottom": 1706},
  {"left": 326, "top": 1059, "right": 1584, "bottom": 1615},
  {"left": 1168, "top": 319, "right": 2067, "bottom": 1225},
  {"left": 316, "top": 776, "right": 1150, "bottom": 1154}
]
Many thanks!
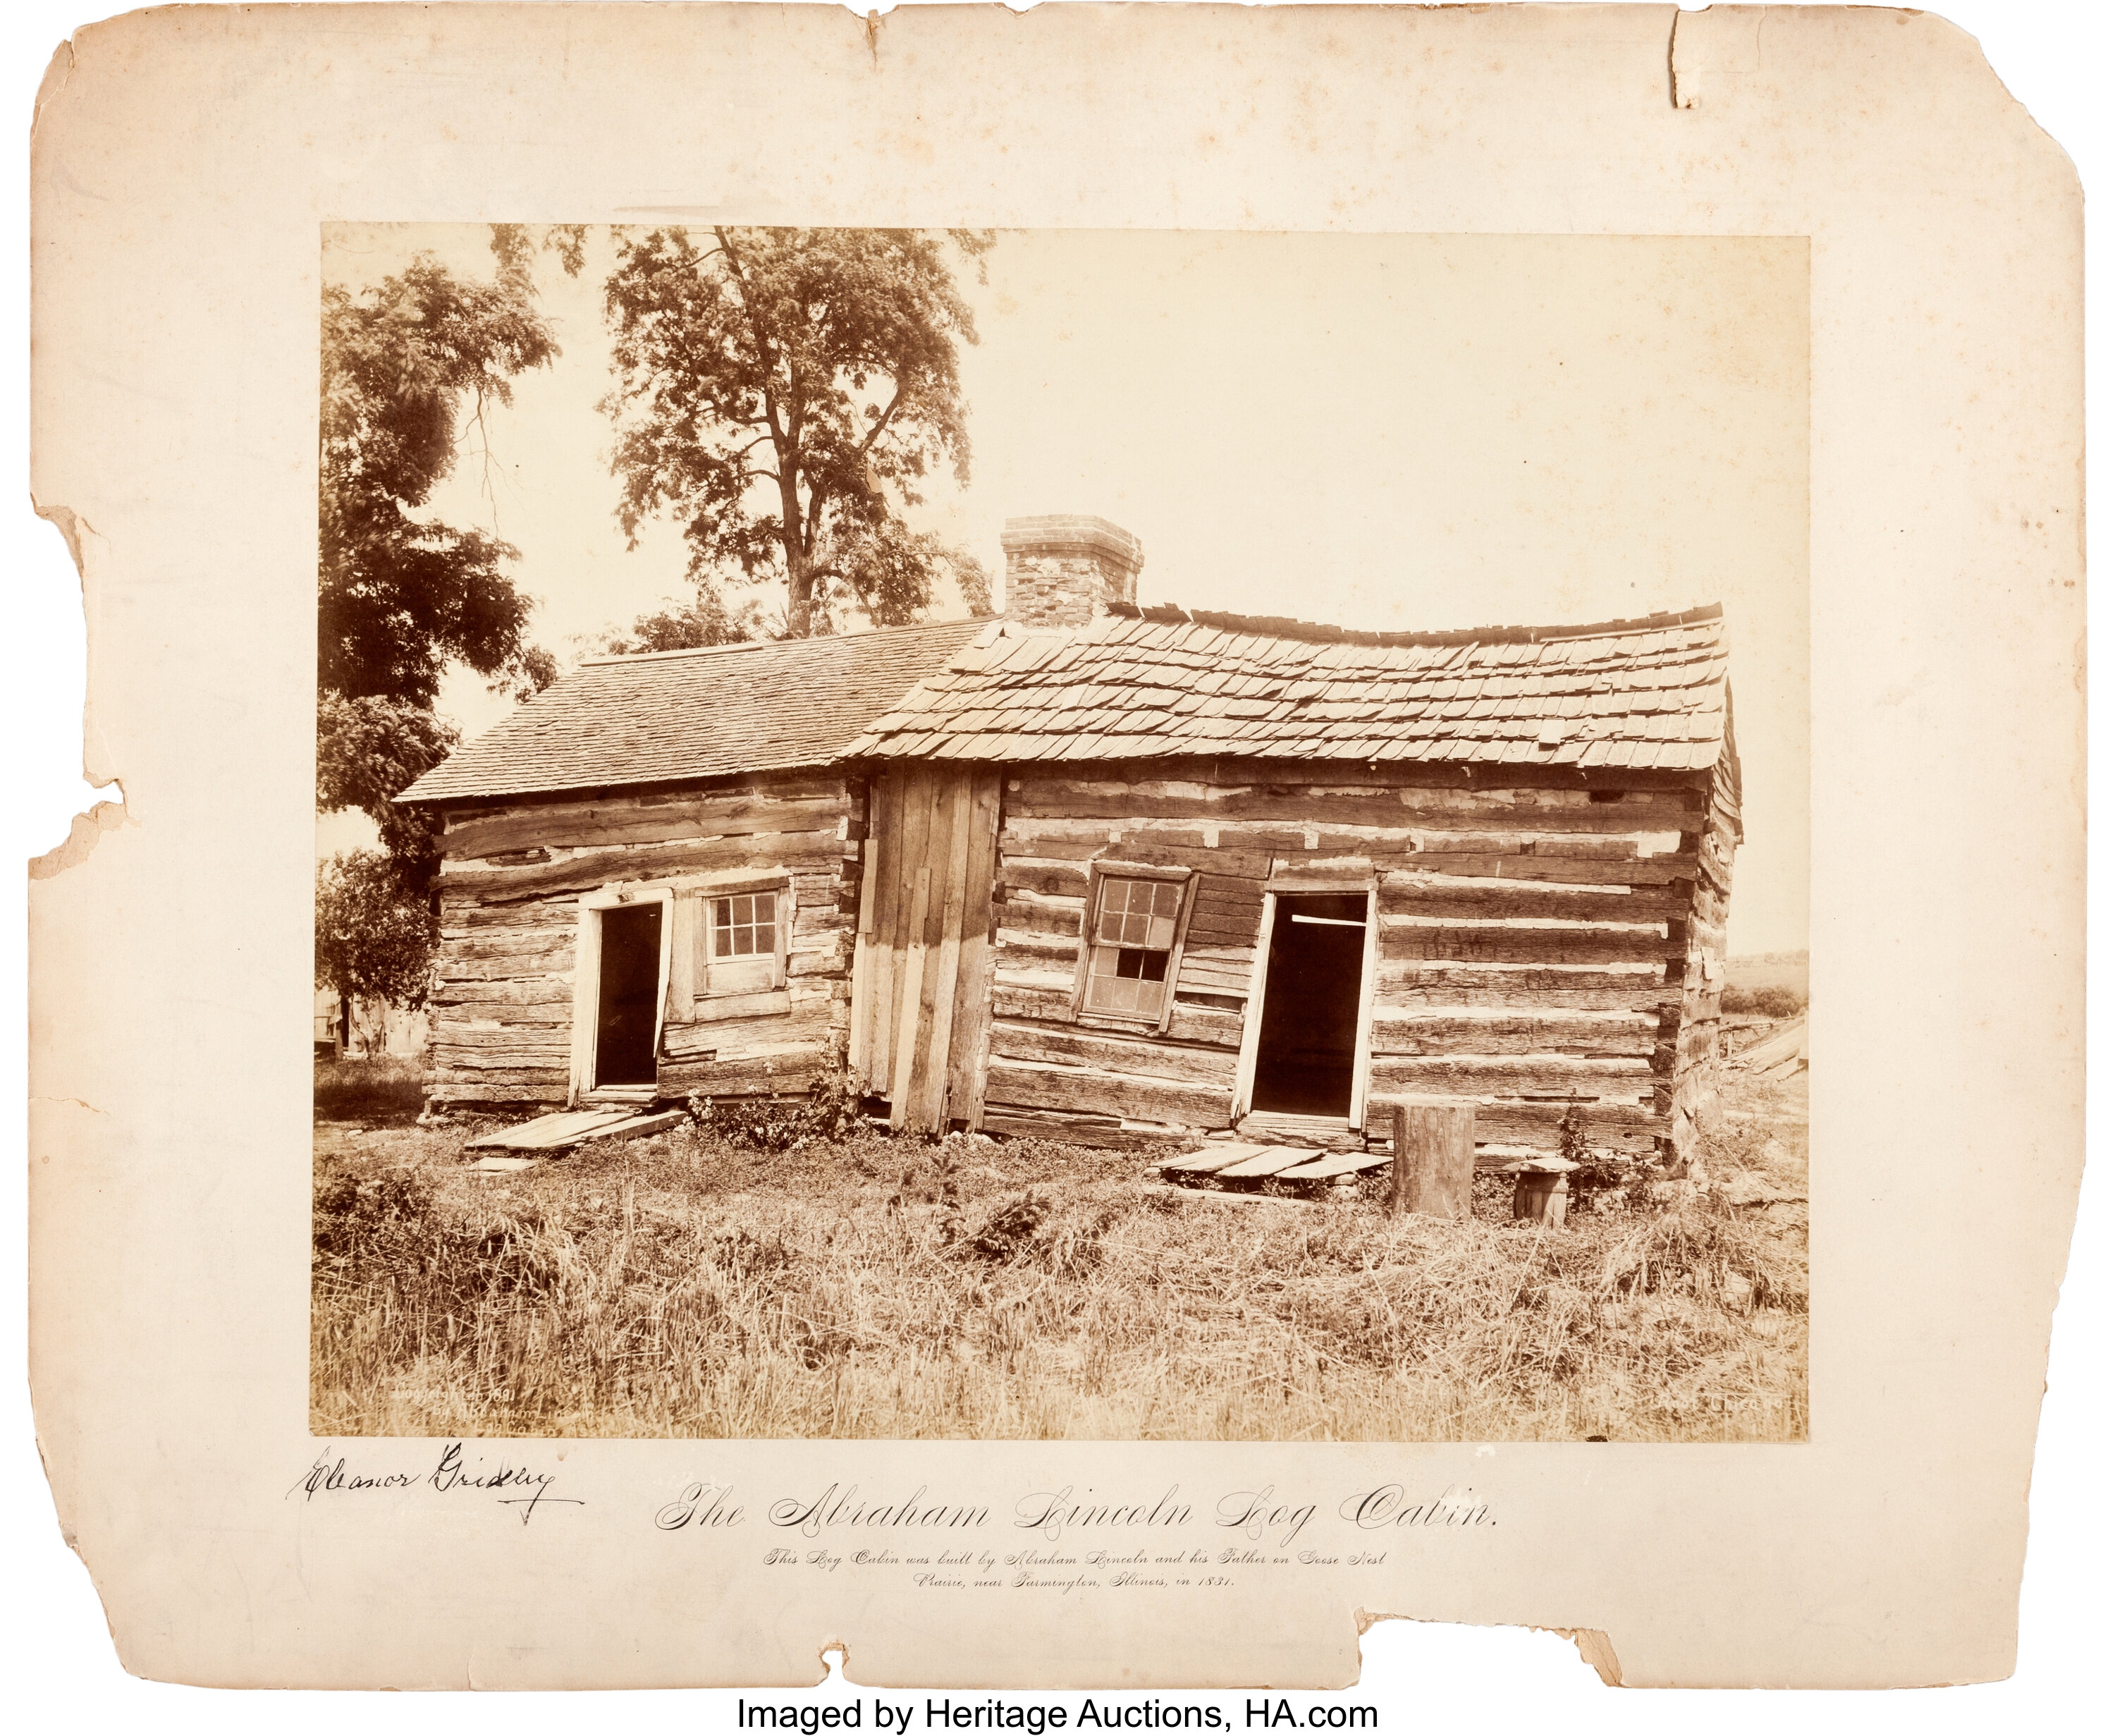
[
  {"left": 1378, "top": 1094, "right": 1476, "bottom": 1219},
  {"left": 1512, "top": 1169, "right": 1571, "bottom": 1227}
]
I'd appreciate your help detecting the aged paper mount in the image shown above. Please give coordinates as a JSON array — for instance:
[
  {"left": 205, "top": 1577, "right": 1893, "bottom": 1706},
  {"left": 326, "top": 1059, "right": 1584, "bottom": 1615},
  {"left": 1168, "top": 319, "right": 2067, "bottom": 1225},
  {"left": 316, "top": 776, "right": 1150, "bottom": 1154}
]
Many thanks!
[{"left": 26, "top": 2, "right": 2083, "bottom": 1692}]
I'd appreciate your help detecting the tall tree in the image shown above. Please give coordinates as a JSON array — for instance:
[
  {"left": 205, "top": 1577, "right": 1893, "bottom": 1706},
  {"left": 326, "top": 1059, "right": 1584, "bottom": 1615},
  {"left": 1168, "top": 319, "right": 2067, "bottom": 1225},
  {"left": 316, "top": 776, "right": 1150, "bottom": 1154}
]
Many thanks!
[
  {"left": 316, "top": 228, "right": 578, "bottom": 1015},
  {"left": 601, "top": 226, "right": 995, "bottom": 637},
  {"left": 319, "top": 236, "right": 574, "bottom": 707},
  {"left": 315, "top": 850, "right": 441, "bottom": 1047}
]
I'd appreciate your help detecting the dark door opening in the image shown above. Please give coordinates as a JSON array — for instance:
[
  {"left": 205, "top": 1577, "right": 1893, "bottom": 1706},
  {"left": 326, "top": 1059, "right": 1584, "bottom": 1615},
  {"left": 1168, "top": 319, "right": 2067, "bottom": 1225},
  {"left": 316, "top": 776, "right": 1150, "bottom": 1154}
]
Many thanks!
[
  {"left": 593, "top": 903, "right": 663, "bottom": 1089},
  {"left": 1250, "top": 893, "right": 1368, "bottom": 1117}
]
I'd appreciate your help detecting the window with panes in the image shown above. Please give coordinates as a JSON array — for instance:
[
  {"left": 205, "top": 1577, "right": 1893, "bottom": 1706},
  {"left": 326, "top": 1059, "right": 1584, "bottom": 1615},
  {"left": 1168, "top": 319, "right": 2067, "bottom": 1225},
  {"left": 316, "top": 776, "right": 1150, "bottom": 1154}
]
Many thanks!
[
  {"left": 1082, "top": 875, "right": 1185, "bottom": 1017},
  {"left": 704, "top": 888, "right": 783, "bottom": 995}
]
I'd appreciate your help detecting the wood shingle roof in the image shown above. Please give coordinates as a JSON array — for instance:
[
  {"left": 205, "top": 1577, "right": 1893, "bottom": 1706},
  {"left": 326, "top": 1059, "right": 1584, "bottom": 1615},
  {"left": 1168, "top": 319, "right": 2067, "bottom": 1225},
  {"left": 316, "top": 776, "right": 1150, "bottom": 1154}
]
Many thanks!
[
  {"left": 400, "top": 618, "right": 986, "bottom": 804},
  {"left": 845, "top": 602, "right": 1732, "bottom": 771}
]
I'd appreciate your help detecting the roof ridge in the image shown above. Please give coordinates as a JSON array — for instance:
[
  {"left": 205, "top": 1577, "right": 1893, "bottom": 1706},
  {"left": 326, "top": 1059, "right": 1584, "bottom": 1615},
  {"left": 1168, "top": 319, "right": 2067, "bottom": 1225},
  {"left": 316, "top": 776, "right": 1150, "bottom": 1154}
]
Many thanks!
[
  {"left": 580, "top": 616, "right": 984, "bottom": 667},
  {"left": 1108, "top": 599, "right": 1722, "bottom": 649}
]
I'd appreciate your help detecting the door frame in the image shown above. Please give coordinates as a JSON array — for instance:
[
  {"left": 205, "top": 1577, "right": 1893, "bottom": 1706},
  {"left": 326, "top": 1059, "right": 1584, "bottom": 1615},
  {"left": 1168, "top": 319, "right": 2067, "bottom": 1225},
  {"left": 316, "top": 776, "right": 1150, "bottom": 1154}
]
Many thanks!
[
  {"left": 568, "top": 883, "right": 676, "bottom": 1106},
  {"left": 1230, "top": 877, "right": 1380, "bottom": 1130}
]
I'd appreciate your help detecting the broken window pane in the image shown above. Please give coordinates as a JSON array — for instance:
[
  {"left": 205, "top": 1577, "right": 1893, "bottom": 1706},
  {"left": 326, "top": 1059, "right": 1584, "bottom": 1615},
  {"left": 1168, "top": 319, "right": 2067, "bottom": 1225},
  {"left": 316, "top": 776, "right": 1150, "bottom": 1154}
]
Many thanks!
[{"left": 1083, "top": 876, "right": 1182, "bottom": 1016}]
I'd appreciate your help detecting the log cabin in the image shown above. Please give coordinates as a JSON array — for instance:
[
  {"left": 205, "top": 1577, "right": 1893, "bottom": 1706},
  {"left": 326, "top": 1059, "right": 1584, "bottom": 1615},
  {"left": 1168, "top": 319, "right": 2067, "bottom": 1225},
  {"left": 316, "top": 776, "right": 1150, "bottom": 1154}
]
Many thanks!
[
  {"left": 399, "top": 514, "right": 1741, "bottom": 1164},
  {"left": 396, "top": 621, "right": 983, "bottom": 1112}
]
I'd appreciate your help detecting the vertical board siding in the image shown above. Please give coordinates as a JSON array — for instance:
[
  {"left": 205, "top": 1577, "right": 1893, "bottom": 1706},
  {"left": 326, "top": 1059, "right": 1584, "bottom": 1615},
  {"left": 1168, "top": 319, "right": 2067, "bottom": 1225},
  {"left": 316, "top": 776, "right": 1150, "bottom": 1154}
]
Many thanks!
[{"left": 852, "top": 766, "right": 1004, "bottom": 1132}]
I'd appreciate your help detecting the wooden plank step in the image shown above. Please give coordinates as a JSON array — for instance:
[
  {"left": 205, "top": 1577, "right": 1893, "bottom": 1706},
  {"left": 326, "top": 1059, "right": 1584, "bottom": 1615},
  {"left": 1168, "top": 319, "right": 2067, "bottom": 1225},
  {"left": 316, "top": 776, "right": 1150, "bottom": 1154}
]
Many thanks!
[
  {"left": 1275, "top": 1149, "right": 1394, "bottom": 1180},
  {"left": 575, "top": 1109, "right": 687, "bottom": 1146},
  {"left": 1212, "top": 1147, "right": 1320, "bottom": 1179},
  {"left": 465, "top": 1107, "right": 638, "bottom": 1151},
  {"left": 467, "top": 1106, "right": 685, "bottom": 1153},
  {"left": 1159, "top": 1143, "right": 1282, "bottom": 1175},
  {"left": 467, "top": 1156, "right": 539, "bottom": 1175}
]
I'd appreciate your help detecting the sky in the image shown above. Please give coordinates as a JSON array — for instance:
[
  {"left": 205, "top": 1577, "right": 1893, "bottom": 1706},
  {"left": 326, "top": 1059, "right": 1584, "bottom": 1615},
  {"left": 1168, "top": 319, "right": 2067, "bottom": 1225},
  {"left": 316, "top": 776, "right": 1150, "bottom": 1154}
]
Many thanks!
[{"left": 320, "top": 226, "right": 1808, "bottom": 955}]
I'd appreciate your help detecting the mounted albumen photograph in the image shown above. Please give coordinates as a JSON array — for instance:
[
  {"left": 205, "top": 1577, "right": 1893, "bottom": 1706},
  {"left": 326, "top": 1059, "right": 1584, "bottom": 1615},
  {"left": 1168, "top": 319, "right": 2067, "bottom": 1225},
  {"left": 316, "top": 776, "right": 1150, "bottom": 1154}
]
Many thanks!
[{"left": 312, "top": 224, "right": 1809, "bottom": 1443}]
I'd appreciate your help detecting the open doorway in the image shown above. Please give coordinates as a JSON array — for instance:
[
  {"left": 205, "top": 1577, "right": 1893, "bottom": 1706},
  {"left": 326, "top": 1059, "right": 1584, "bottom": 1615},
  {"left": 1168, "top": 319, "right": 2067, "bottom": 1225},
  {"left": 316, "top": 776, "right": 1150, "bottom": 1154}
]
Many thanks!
[
  {"left": 591, "top": 902, "right": 663, "bottom": 1089},
  {"left": 1250, "top": 893, "right": 1369, "bottom": 1118}
]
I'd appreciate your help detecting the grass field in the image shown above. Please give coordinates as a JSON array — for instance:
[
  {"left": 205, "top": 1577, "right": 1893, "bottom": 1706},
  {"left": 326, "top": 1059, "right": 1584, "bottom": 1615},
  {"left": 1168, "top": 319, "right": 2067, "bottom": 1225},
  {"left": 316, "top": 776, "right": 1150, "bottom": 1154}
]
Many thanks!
[
  {"left": 312, "top": 1056, "right": 427, "bottom": 1124},
  {"left": 311, "top": 1070, "right": 1807, "bottom": 1443}
]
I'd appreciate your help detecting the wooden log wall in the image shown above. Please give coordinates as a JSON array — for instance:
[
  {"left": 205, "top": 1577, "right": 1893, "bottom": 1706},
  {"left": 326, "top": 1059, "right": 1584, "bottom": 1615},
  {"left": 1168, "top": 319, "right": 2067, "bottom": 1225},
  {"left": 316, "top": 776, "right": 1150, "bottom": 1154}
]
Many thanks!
[
  {"left": 1668, "top": 738, "right": 1743, "bottom": 1163},
  {"left": 424, "top": 774, "right": 863, "bottom": 1109},
  {"left": 986, "top": 768, "right": 1722, "bottom": 1155}
]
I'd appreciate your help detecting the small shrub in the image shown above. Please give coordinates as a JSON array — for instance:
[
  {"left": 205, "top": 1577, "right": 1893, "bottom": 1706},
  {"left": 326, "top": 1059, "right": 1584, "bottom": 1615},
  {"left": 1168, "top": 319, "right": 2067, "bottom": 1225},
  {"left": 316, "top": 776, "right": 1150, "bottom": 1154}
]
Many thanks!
[
  {"left": 964, "top": 1192, "right": 1050, "bottom": 1262},
  {"left": 1554, "top": 1105, "right": 1644, "bottom": 1214},
  {"left": 689, "top": 1046, "right": 866, "bottom": 1153}
]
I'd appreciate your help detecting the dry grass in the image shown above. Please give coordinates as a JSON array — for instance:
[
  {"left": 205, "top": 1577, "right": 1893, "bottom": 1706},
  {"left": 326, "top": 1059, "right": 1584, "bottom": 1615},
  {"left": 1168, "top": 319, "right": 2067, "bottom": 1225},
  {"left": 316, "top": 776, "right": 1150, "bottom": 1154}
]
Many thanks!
[
  {"left": 311, "top": 1071, "right": 1806, "bottom": 1442},
  {"left": 314, "top": 1056, "right": 427, "bottom": 1124}
]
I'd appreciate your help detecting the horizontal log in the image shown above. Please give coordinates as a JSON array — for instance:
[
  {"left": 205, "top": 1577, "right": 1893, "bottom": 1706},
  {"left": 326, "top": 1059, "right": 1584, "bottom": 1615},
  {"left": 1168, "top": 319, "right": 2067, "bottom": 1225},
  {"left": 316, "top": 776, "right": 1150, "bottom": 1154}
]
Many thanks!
[
  {"left": 1394, "top": 853, "right": 1691, "bottom": 886},
  {"left": 1175, "top": 953, "right": 1257, "bottom": 993},
  {"left": 1108, "top": 842, "right": 1274, "bottom": 880},
  {"left": 1362, "top": 1098, "right": 1666, "bottom": 1155},
  {"left": 430, "top": 1041, "right": 567, "bottom": 1068},
  {"left": 436, "top": 929, "right": 577, "bottom": 963},
  {"left": 786, "top": 950, "right": 850, "bottom": 981},
  {"left": 979, "top": 1108, "right": 1182, "bottom": 1150},
  {"left": 429, "top": 978, "right": 572, "bottom": 1006},
  {"left": 424, "top": 1083, "right": 570, "bottom": 1106},
  {"left": 983, "top": 1058, "right": 1233, "bottom": 1128},
  {"left": 659, "top": 1046, "right": 827, "bottom": 1096},
  {"left": 1378, "top": 878, "right": 1684, "bottom": 924},
  {"left": 427, "top": 1024, "right": 570, "bottom": 1051},
  {"left": 993, "top": 962, "right": 1076, "bottom": 991},
  {"left": 431, "top": 1004, "right": 574, "bottom": 1031},
  {"left": 1379, "top": 922, "right": 1678, "bottom": 967},
  {"left": 997, "top": 831, "right": 1105, "bottom": 861},
  {"left": 991, "top": 984, "right": 1076, "bottom": 1023},
  {"left": 446, "top": 789, "right": 849, "bottom": 860},
  {"left": 680, "top": 987, "right": 794, "bottom": 1025},
  {"left": 998, "top": 858, "right": 1091, "bottom": 898},
  {"left": 1186, "top": 917, "right": 1264, "bottom": 950},
  {"left": 1006, "top": 817, "right": 1311, "bottom": 855},
  {"left": 668, "top": 998, "right": 833, "bottom": 1055},
  {"left": 441, "top": 898, "right": 578, "bottom": 933},
  {"left": 995, "top": 895, "right": 1084, "bottom": 937},
  {"left": 1368, "top": 1008, "right": 1660, "bottom": 1057},
  {"left": 1367, "top": 1056, "right": 1656, "bottom": 1102},
  {"left": 436, "top": 955, "right": 572, "bottom": 984},
  {"left": 429, "top": 1066, "right": 568, "bottom": 1086},
  {"left": 1166, "top": 1002, "right": 1246, "bottom": 1047},
  {"left": 994, "top": 929, "right": 1081, "bottom": 969},
  {"left": 986, "top": 1020, "right": 1239, "bottom": 1087},
  {"left": 1375, "top": 978, "right": 1678, "bottom": 1015},
  {"left": 441, "top": 831, "right": 847, "bottom": 901},
  {"left": 1008, "top": 778, "right": 1696, "bottom": 833},
  {"left": 793, "top": 899, "right": 854, "bottom": 938}
]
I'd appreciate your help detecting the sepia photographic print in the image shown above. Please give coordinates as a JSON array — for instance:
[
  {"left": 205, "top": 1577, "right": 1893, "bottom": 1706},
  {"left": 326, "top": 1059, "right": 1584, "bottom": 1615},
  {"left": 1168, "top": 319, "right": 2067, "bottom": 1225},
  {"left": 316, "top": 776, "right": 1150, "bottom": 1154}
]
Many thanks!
[
  {"left": 31, "top": 0, "right": 2088, "bottom": 1692},
  {"left": 312, "top": 225, "right": 1809, "bottom": 1445}
]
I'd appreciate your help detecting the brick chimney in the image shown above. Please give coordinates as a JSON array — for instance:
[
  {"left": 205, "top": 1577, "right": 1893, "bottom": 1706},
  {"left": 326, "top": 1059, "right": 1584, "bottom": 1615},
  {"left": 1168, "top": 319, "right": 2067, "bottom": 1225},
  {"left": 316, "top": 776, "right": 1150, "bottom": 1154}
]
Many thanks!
[{"left": 1000, "top": 515, "right": 1144, "bottom": 628}]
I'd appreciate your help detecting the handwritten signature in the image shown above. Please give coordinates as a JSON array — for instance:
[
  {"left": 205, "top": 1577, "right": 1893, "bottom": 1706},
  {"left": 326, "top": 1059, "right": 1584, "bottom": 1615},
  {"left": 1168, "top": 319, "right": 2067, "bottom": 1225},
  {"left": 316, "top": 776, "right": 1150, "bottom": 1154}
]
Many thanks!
[{"left": 292, "top": 1441, "right": 582, "bottom": 1525}]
